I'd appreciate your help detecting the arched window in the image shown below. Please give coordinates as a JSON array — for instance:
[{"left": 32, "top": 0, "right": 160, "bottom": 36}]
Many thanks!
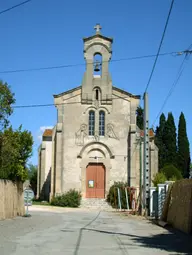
[
  {"left": 95, "top": 89, "right": 99, "bottom": 100},
  {"left": 99, "top": 111, "right": 105, "bottom": 136},
  {"left": 89, "top": 111, "right": 95, "bottom": 136}
]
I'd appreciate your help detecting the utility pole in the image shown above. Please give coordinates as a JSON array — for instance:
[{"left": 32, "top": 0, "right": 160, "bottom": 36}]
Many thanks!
[
  {"left": 139, "top": 138, "right": 143, "bottom": 214},
  {"left": 141, "top": 49, "right": 191, "bottom": 214},
  {"left": 143, "top": 92, "right": 150, "bottom": 214}
]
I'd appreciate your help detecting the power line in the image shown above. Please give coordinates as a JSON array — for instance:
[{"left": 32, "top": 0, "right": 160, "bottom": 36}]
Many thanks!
[
  {"left": 152, "top": 43, "right": 192, "bottom": 127},
  {"left": 13, "top": 102, "right": 79, "bottom": 109},
  {"left": 144, "top": 0, "right": 175, "bottom": 93},
  {"left": 11, "top": 47, "right": 190, "bottom": 110},
  {"left": 152, "top": 55, "right": 189, "bottom": 128},
  {"left": 12, "top": 95, "right": 135, "bottom": 109},
  {"left": 0, "top": 51, "right": 180, "bottom": 74},
  {"left": 0, "top": 0, "right": 32, "bottom": 15}
]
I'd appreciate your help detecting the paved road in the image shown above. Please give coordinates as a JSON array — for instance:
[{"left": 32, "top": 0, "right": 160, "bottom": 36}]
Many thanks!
[{"left": 0, "top": 205, "right": 191, "bottom": 255}]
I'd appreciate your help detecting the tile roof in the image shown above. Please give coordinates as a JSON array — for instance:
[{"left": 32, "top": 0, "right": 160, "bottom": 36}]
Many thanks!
[
  {"left": 43, "top": 129, "right": 53, "bottom": 137},
  {"left": 140, "top": 129, "right": 154, "bottom": 138}
]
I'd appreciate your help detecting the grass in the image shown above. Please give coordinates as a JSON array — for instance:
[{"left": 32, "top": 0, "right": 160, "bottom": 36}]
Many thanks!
[{"left": 32, "top": 200, "right": 50, "bottom": 206}]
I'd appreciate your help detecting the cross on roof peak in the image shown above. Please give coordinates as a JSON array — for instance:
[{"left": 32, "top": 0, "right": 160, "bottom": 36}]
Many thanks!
[{"left": 94, "top": 24, "right": 102, "bottom": 34}]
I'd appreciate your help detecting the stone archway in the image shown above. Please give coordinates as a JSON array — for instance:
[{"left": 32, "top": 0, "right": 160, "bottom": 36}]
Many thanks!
[
  {"left": 78, "top": 141, "right": 115, "bottom": 159},
  {"left": 79, "top": 142, "right": 113, "bottom": 198}
]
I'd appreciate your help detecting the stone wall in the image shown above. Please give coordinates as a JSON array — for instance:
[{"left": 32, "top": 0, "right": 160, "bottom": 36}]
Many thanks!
[
  {"left": 164, "top": 179, "right": 192, "bottom": 234},
  {"left": 0, "top": 180, "right": 25, "bottom": 220}
]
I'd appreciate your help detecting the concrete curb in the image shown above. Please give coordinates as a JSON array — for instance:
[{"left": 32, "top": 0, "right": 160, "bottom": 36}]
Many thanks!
[{"left": 158, "top": 220, "right": 169, "bottom": 228}]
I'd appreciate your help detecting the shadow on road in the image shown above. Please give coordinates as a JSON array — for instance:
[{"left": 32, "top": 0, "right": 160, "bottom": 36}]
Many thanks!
[
  {"left": 84, "top": 226, "right": 192, "bottom": 255},
  {"left": 61, "top": 211, "right": 101, "bottom": 255}
]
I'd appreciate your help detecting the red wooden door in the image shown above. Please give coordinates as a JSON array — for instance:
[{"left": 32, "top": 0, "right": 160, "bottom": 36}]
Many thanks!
[
  {"left": 86, "top": 164, "right": 105, "bottom": 198},
  {"left": 96, "top": 165, "right": 105, "bottom": 198},
  {"left": 86, "top": 164, "right": 96, "bottom": 198}
]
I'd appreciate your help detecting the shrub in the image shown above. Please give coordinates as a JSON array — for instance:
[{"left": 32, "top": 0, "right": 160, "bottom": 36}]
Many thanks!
[
  {"left": 51, "top": 189, "right": 81, "bottom": 208},
  {"left": 161, "top": 164, "right": 182, "bottom": 181},
  {"left": 153, "top": 172, "right": 167, "bottom": 187},
  {"left": 153, "top": 164, "right": 183, "bottom": 187},
  {"left": 107, "top": 182, "right": 130, "bottom": 209}
]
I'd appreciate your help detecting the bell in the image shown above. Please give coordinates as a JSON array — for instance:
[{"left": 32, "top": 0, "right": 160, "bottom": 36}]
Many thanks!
[{"left": 94, "top": 61, "right": 100, "bottom": 72}]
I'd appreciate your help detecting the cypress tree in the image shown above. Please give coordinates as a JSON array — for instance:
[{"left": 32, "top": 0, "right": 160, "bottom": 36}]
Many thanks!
[
  {"left": 177, "top": 112, "right": 191, "bottom": 178},
  {"left": 136, "top": 106, "right": 144, "bottom": 130},
  {"left": 155, "top": 113, "right": 166, "bottom": 170},
  {"left": 163, "top": 112, "right": 177, "bottom": 166}
]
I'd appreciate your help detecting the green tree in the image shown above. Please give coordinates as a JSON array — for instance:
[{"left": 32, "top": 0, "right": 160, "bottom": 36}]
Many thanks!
[
  {"left": 0, "top": 80, "right": 15, "bottom": 130},
  {"left": 0, "top": 81, "right": 15, "bottom": 170},
  {"left": 177, "top": 112, "right": 191, "bottom": 178},
  {"left": 27, "top": 163, "right": 37, "bottom": 179},
  {"left": 28, "top": 164, "right": 37, "bottom": 195},
  {"left": 136, "top": 106, "right": 144, "bottom": 130},
  {"left": 155, "top": 113, "right": 166, "bottom": 169},
  {"left": 153, "top": 164, "right": 182, "bottom": 187},
  {"left": 0, "top": 126, "right": 33, "bottom": 182},
  {"left": 190, "top": 164, "right": 192, "bottom": 179},
  {"left": 161, "top": 164, "right": 182, "bottom": 180},
  {"left": 163, "top": 112, "right": 177, "bottom": 165},
  {"left": 152, "top": 172, "right": 167, "bottom": 187}
]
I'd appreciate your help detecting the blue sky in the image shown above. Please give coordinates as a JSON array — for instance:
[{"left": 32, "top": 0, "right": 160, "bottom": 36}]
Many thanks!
[{"left": 0, "top": 0, "right": 191, "bottom": 165}]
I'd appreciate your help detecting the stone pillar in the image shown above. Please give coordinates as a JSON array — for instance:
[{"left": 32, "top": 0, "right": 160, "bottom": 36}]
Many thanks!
[
  {"left": 39, "top": 143, "right": 46, "bottom": 200},
  {"left": 128, "top": 99, "right": 138, "bottom": 187},
  {"left": 128, "top": 126, "right": 137, "bottom": 187},
  {"left": 101, "top": 55, "right": 112, "bottom": 103},
  {"left": 50, "top": 128, "right": 56, "bottom": 201},
  {"left": 55, "top": 123, "right": 63, "bottom": 195},
  {"left": 37, "top": 148, "right": 41, "bottom": 199},
  {"left": 82, "top": 57, "right": 93, "bottom": 103},
  {"left": 57, "top": 105, "right": 63, "bottom": 123}
]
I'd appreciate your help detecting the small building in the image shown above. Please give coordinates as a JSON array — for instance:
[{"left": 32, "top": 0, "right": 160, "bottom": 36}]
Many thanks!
[{"left": 37, "top": 25, "right": 158, "bottom": 202}]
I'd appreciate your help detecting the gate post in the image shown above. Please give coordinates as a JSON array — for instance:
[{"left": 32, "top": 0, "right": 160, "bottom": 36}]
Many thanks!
[
  {"left": 149, "top": 187, "right": 156, "bottom": 217},
  {"left": 158, "top": 184, "right": 166, "bottom": 219}
]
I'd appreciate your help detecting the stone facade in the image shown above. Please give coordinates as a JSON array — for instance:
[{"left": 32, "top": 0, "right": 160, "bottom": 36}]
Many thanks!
[
  {"left": 37, "top": 129, "right": 52, "bottom": 200},
  {"left": 37, "top": 25, "right": 159, "bottom": 201}
]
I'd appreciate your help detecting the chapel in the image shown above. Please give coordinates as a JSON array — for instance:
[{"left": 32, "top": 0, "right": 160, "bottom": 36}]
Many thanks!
[{"left": 37, "top": 24, "right": 158, "bottom": 202}]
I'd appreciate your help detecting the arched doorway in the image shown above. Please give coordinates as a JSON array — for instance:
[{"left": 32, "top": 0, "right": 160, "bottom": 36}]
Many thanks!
[{"left": 86, "top": 163, "right": 105, "bottom": 198}]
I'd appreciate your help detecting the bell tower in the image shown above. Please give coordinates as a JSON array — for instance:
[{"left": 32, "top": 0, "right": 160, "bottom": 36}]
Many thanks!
[{"left": 81, "top": 24, "right": 113, "bottom": 105}]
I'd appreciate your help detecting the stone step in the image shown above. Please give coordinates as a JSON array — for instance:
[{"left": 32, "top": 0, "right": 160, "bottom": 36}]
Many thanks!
[{"left": 80, "top": 198, "right": 115, "bottom": 211}]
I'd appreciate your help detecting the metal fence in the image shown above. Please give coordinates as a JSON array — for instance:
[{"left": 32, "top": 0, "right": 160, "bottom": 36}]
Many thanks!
[
  {"left": 149, "top": 181, "right": 174, "bottom": 219},
  {"left": 114, "top": 186, "right": 138, "bottom": 212}
]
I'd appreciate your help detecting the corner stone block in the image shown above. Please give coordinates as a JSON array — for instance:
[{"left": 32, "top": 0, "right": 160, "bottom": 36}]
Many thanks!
[{"left": 56, "top": 123, "right": 62, "bottom": 132}]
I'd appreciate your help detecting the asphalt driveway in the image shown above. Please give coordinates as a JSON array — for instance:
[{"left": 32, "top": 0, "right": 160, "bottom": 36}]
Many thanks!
[{"left": 0, "top": 205, "right": 191, "bottom": 255}]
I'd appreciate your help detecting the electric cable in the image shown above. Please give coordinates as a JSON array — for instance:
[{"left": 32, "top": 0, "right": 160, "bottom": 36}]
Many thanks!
[
  {"left": 0, "top": 0, "right": 32, "bottom": 15},
  {"left": 144, "top": 0, "right": 175, "bottom": 93}
]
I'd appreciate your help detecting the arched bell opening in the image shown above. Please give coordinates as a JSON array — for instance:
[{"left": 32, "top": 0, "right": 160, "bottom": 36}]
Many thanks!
[{"left": 93, "top": 53, "right": 102, "bottom": 76}]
